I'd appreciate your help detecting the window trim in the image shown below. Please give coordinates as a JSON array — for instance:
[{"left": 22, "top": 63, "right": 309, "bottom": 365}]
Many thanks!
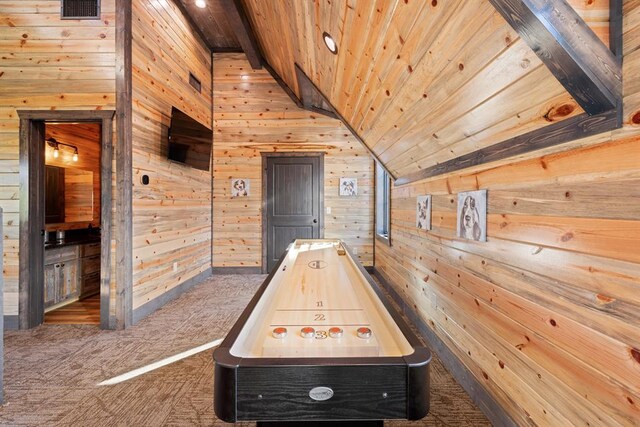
[{"left": 375, "top": 162, "right": 391, "bottom": 246}]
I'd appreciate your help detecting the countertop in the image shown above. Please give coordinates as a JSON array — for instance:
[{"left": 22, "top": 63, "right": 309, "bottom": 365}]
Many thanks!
[{"left": 45, "top": 235, "right": 100, "bottom": 250}]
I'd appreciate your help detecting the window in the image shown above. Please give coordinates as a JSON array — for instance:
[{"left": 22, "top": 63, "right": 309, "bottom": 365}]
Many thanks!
[{"left": 375, "top": 162, "right": 391, "bottom": 245}]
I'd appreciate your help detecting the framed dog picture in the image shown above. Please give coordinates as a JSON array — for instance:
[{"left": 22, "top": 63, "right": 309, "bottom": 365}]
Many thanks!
[
  {"left": 231, "top": 178, "right": 250, "bottom": 197},
  {"left": 339, "top": 178, "right": 358, "bottom": 196},
  {"left": 416, "top": 195, "right": 431, "bottom": 230},
  {"left": 457, "top": 190, "right": 487, "bottom": 242}
]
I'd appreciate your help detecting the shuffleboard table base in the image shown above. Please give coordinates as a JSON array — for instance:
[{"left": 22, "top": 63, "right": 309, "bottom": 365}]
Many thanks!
[{"left": 257, "top": 421, "right": 383, "bottom": 427}]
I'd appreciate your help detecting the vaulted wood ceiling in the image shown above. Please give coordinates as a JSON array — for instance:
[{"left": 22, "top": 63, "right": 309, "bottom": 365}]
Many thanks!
[
  {"left": 184, "top": 0, "right": 615, "bottom": 180},
  {"left": 177, "top": 0, "right": 240, "bottom": 50}
]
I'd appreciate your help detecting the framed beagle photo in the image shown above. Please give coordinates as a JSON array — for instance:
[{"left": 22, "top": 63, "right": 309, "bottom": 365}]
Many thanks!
[
  {"left": 457, "top": 190, "right": 487, "bottom": 242},
  {"left": 231, "top": 178, "right": 250, "bottom": 197},
  {"left": 416, "top": 195, "right": 432, "bottom": 230}
]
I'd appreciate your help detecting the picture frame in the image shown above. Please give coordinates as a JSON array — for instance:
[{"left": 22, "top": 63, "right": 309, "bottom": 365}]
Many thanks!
[
  {"left": 416, "top": 195, "right": 432, "bottom": 230},
  {"left": 231, "top": 178, "right": 250, "bottom": 197},
  {"left": 339, "top": 177, "right": 358, "bottom": 196},
  {"left": 457, "top": 190, "right": 487, "bottom": 242}
]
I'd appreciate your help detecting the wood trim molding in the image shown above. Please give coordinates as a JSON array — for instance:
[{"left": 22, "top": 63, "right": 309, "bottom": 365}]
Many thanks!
[
  {"left": 16, "top": 110, "right": 116, "bottom": 329},
  {"left": 0, "top": 208, "right": 3, "bottom": 404},
  {"left": 489, "top": 0, "right": 621, "bottom": 115},
  {"left": 212, "top": 267, "right": 263, "bottom": 275},
  {"left": 294, "top": 65, "right": 338, "bottom": 119},
  {"left": 16, "top": 111, "right": 116, "bottom": 120},
  {"left": 609, "top": 0, "right": 623, "bottom": 60},
  {"left": 263, "top": 62, "right": 304, "bottom": 109},
  {"left": 2, "top": 316, "right": 18, "bottom": 331},
  {"left": 132, "top": 268, "right": 213, "bottom": 324},
  {"left": 372, "top": 267, "right": 518, "bottom": 427},
  {"left": 219, "top": 0, "right": 263, "bottom": 69},
  {"left": 116, "top": 0, "right": 133, "bottom": 329},
  {"left": 18, "top": 117, "right": 45, "bottom": 329},
  {"left": 99, "top": 115, "right": 114, "bottom": 330},
  {"left": 292, "top": 64, "right": 397, "bottom": 181},
  {"left": 395, "top": 109, "right": 619, "bottom": 186}
]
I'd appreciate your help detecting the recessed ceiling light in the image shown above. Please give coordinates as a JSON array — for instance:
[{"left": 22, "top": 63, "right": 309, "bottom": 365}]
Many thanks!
[
  {"left": 195, "top": 0, "right": 206, "bottom": 8},
  {"left": 323, "top": 32, "right": 338, "bottom": 55}
]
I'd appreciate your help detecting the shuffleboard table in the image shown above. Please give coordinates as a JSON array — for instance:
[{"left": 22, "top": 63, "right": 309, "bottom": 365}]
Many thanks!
[{"left": 214, "top": 239, "right": 431, "bottom": 426}]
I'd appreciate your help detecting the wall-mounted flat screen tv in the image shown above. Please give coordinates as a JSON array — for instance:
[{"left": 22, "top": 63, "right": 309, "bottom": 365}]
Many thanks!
[{"left": 168, "top": 107, "right": 212, "bottom": 171}]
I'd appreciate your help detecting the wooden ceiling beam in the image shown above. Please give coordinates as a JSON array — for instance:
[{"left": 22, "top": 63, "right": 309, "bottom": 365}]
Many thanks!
[
  {"left": 488, "top": 0, "right": 621, "bottom": 116},
  {"left": 219, "top": 0, "right": 263, "bottom": 69},
  {"left": 294, "top": 65, "right": 338, "bottom": 120},
  {"left": 395, "top": 109, "right": 619, "bottom": 186},
  {"left": 293, "top": 64, "right": 397, "bottom": 181}
]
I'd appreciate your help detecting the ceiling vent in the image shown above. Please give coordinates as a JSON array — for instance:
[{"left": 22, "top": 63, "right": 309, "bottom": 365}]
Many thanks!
[{"left": 61, "top": 0, "right": 101, "bottom": 19}]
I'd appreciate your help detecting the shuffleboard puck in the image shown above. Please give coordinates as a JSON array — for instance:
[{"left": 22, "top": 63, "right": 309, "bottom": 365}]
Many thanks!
[
  {"left": 357, "top": 327, "right": 372, "bottom": 339},
  {"left": 301, "top": 327, "right": 315, "bottom": 339},
  {"left": 328, "top": 327, "right": 343, "bottom": 338},
  {"left": 272, "top": 327, "right": 287, "bottom": 339}
]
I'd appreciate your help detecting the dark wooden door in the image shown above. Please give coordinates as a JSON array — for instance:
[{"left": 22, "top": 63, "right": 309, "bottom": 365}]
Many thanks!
[{"left": 265, "top": 156, "right": 323, "bottom": 272}]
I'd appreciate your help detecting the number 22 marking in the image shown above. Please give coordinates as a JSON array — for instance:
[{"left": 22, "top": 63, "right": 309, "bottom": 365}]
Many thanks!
[{"left": 314, "top": 314, "right": 325, "bottom": 321}]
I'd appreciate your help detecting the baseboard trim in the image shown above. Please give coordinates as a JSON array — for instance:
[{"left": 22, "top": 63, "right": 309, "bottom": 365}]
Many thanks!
[
  {"left": 212, "top": 267, "right": 263, "bottom": 275},
  {"left": 372, "top": 267, "right": 517, "bottom": 427},
  {"left": 132, "top": 267, "right": 213, "bottom": 325},
  {"left": 3, "top": 315, "right": 19, "bottom": 331}
]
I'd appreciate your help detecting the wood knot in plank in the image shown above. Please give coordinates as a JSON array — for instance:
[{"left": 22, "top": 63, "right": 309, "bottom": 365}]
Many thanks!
[
  {"left": 560, "top": 232, "right": 574, "bottom": 242},
  {"left": 544, "top": 103, "right": 575, "bottom": 122},
  {"left": 595, "top": 294, "right": 614, "bottom": 304}
]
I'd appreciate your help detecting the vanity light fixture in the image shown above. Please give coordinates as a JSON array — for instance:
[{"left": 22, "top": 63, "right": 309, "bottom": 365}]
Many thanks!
[
  {"left": 323, "top": 32, "right": 338, "bottom": 55},
  {"left": 46, "top": 137, "right": 80, "bottom": 162},
  {"left": 195, "top": 0, "right": 206, "bottom": 8}
]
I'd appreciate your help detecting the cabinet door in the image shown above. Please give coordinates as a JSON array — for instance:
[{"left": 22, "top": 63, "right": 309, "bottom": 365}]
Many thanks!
[
  {"left": 80, "top": 273, "right": 100, "bottom": 298},
  {"left": 58, "top": 261, "right": 79, "bottom": 302},
  {"left": 44, "top": 264, "right": 57, "bottom": 308}
]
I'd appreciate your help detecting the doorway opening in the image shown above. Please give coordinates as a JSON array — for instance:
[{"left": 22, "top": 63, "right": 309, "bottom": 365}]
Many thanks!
[
  {"left": 43, "top": 122, "right": 102, "bottom": 325},
  {"left": 18, "top": 111, "right": 114, "bottom": 330},
  {"left": 262, "top": 153, "right": 324, "bottom": 273}
]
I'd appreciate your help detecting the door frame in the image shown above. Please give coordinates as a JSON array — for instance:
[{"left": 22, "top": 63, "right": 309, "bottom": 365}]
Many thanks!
[
  {"left": 261, "top": 152, "right": 324, "bottom": 274},
  {"left": 17, "top": 110, "right": 115, "bottom": 330}
]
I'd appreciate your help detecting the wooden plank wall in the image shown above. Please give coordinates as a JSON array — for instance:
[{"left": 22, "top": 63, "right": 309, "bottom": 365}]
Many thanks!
[
  {"left": 45, "top": 123, "right": 101, "bottom": 229},
  {"left": 131, "top": 0, "right": 212, "bottom": 311},
  {"left": 376, "top": 2, "right": 640, "bottom": 425},
  {"left": 213, "top": 53, "right": 373, "bottom": 268},
  {"left": 0, "top": 0, "right": 116, "bottom": 317},
  {"left": 243, "top": 0, "right": 612, "bottom": 180}
]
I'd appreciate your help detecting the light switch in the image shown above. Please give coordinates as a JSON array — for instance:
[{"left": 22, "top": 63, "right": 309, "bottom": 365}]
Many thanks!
[{"left": 326, "top": 207, "right": 332, "bottom": 214}]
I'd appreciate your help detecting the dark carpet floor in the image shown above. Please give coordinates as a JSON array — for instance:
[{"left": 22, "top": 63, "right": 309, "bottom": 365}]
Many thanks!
[{"left": 0, "top": 275, "right": 490, "bottom": 426}]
